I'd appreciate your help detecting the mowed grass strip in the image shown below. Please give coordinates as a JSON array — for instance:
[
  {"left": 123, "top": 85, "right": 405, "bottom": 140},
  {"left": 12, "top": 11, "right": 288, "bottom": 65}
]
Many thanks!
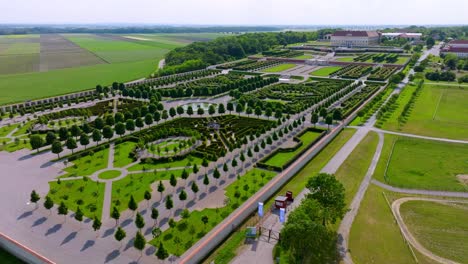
[
  {"left": 396, "top": 84, "right": 468, "bottom": 140},
  {"left": 381, "top": 83, "right": 416, "bottom": 131},
  {"left": 309, "top": 66, "right": 342, "bottom": 77},
  {"left": 385, "top": 137, "right": 468, "bottom": 192},
  {"left": 349, "top": 185, "right": 417, "bottom": 264},
  {"left": 400, "top": 200, "right": 468, "bottom": 263},
  {"left": 262, "top": 63, "right": 296, "bottom": 73},
  {"left": 333, "top": 131, "right": 379, "bottom": 210},
  {"left": 264, "top": 130, "right": 323, "bottom": 167}
]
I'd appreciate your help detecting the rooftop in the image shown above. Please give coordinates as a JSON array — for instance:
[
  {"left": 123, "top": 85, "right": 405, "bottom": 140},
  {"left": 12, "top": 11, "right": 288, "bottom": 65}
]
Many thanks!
[
  {"left": 332, "top": 30, "right": 379, "bottom": 38},
  {"left": 449, "top": 40, "right": 468, "bottom": 45}
]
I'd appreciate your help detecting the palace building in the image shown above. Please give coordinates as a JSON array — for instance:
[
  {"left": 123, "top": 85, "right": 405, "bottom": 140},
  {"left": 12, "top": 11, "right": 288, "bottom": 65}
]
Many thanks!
[{"left": 331, "top": 30, "right": 380, "bottom": 47}]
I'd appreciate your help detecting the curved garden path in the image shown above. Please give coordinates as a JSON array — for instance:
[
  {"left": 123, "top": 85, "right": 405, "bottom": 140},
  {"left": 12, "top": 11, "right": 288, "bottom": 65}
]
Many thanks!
[
  {"left": 391, "top": 197, "right": 468, "bottom": 264},
  {"left": 372, "top": 180, "right": 468, "bottom": 198}
]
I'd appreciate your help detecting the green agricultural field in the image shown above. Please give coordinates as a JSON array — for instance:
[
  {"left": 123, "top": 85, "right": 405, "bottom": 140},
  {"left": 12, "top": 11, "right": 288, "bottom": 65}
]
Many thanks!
[
  {"left": 392, "top": 84, "right": 468, "bottom": 140},
  {"left": 309, "top": 66, "right": 342, "bottom": 77},
  {"left": 111, "top": 169, "right": 186, "bottom": 212},
  {"left": 66, "top": 35, "right": 173, "bottom": 63},
  {"left": 60, "top": 147, "right": 109, "bottom": 178},
  {"left": 206, "top": 129, "right": 356, "bottom": 264},
  {"left": 262, "top": 63, "right": 296, "bottom": 73},
  {"left": 263, "top": 130, "right": 323, "bottom": 167},
  {"left": 349, "top": 185, "right": 417, "bottom": 264},
  {"left": 400, "top": 200, "right": 468, "bottom": 263},
  {"left": 335, "top": 57, "right": 355, "bottom": 62},
  {"left": 384, "top": 137, "right": 468, "bottom": 192},
  {"left": 113, "top": 141, "right": 137, "bottom": 168},
  {"left": 48, "top": 178, "right": 106, "bottom": 219},
  {"left": 0, "top": 59, "right": 156, "bottom": 105},
  {"left": 149, "top": 168, "right": 276, "bottom": 256},
  {"left": 0, "top": 33, "right": 222, "bottom": 105}
]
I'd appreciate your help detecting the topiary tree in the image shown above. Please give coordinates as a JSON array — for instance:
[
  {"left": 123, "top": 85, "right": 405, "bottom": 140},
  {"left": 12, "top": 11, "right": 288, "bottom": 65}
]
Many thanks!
[
  {"left": 114, "top": 227, "right": 126, "bottom": 247},
  {"left": 30, "top": 190, "right": 40, "bottom": 209},
  {"left": 156, "top": 242, "right": 169, "bottom": 260},
  {"left": 74, "top": 206, "right": 84, "bottom": 226},
  {"left": 43, "top": 195, "right": 54, "bottom": 214},
  {"left": 135, "top": 212, "right": 145, "bottom": 231},
  {"left": 157, "top": 181, "right": 165, "bottom": 201},
  {"left": 128, "top": 195, "right": 138, "bottom": 215},
  {"left": 111, "top": 206, "right": 120, "bottom": 226},
  {"left": 151, "top": 208, "right": 159, "bottom": 226},
  {"left": 92, "top": 216, "right": 102, "bottom": 237},
  {"left": 144, "top": 190, "right": 152, "bottom": 207},
  {"left": 133, "top": 231, "right": 146, "bottom": 256}
]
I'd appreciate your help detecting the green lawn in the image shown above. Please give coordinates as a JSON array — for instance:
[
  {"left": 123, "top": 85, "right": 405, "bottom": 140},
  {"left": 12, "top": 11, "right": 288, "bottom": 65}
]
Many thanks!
[
  {"left": 98, "top": 170, "right": 121, "bottom": 180},
  {"left": 127, "top": 155, "right": 202, "bottom": 171},
  {"left": 13, "top": 122, "right": 33, "bottom": 136},
  {"left": 384, "top": 137, "right": 468, "bottom": 192},
  {"left": 0, "top": 124, "right": 19, "bottom": 137},
  {"left": 309, "top": 66, "right": 342, "bottom": 77},
  {"left": 48, "top": 178, "right": 106, "bottom": 219},
  {"left": 293, "top": 54, "right": 313, "bottom": 59},
  {"left": 149, "top": 168, "right": 276, "bottom": 256},
  {"left": 400, "top": 200, "right": 468, "bottom": 263},
  {"left": 111, "top": 169, "right": 186, "bottom": 212},
  {"left": 391, "top": 84, "right": 468, "bottom": 140},
  {"left": 113, "top": 141, "right": 137, "bottom": 168},
  {"left": 206, "top": 128, "right": 356, "bottom": 264},
  {"left": 335, "top": 57, "right": 355, "bottom": 62},
  {"left": 349, "top": 185, "right": 417, "bottom": 264},
  {"left": 263, "top": 130, "right": 323, "bottom": 168},
  {"left": 60, "top": 147, "right": 109, "bottom": 178},
  {"left": 262, "top": 63, "right": 296, "bottom": 73}
]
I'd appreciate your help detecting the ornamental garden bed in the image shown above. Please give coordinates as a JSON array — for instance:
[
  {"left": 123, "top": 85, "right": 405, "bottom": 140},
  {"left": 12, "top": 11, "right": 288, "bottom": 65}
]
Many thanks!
[
  {"left": 368, "top": 66, "right": 398, "bottom": 81},
  {"left": 339, "top": 83, "right": 382, "bottom": 118},
  {"left": 337, "top": 65, "right": 373, "bottom": 79},
  {"left": 257, "top": 127, "right": 326, "bottom": 171}
]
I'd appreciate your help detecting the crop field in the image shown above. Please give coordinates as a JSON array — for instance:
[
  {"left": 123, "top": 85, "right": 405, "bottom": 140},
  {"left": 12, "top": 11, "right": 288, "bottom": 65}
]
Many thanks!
[
  {"left": 65, "top": 34, "right": 173, "bottom": 63},
  {"left": 0, "top": 33, "right": 221, "bottom": 105},
  {"left": 309, "top": 66, "right": 342, "bottom": 76},
  {"left": 393, "top": 84, "right": 468, "bottom": 140},
  {"left": 384, "top": 136, "right": 468, "bottom": 191},
  {"left": 400, "top": 200, "right": 468, "bottom": 263}
]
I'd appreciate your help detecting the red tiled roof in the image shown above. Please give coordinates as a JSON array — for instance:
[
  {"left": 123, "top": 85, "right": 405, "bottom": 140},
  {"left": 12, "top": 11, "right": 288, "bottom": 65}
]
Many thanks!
[
  {"left": 443, "top": 47, "right": 468, "bottom": 53},
  {"left": 450, "top": 40, "right": 468, "bottom": 45},
  {"left": 332, "top": 30, "right": 379, "bottom": 37}
]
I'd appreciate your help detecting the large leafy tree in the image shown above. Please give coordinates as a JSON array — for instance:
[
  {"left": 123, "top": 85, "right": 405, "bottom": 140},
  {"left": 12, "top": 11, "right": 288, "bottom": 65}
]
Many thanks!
[{"left": 306, "top": 173, "right": 346, "bottom": 226}]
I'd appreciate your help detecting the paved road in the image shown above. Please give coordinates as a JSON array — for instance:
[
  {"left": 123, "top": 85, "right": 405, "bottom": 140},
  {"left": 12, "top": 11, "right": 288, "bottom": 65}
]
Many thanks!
[{"left": 391, "top": 197, "right": 466, "bottom": 264}]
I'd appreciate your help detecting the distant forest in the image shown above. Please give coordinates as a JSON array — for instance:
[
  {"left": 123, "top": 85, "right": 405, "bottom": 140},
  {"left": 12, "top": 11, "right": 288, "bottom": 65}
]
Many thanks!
[{"left": 0, "top": 25, "right": 283, "bottom": 35}]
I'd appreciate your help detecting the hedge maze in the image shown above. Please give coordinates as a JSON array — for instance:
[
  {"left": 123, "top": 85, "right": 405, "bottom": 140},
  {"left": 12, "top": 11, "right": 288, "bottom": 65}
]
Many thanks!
[
  {"left": 335, "top": 65, "right": 373, "bottom": 79},
  {"left": 368, "top": 66, "right": 398, "bottom": 81},
  {"left": 238, "top": 79, "right": 354, "bottom": 114}
]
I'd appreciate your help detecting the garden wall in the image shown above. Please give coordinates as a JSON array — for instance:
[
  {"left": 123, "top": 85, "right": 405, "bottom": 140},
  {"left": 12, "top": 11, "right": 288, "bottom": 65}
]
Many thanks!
[{"left": 0, "top": 232, "right": 54, "bottom": 264}]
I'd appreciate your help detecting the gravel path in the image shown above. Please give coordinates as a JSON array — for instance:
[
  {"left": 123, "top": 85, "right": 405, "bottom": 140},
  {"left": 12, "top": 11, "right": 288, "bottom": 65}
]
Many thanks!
[
  {"left": 372, "top": 180, "right": 468, "bottom": 198},
  {"left": 337, "top": 132, "right": 384, "bottom": 264},
  {"left": 391, "top": 197, "right": 468, "bottom": 264},
  {"left": 369, "top": 128, "right": 468, "bottom": 144}
]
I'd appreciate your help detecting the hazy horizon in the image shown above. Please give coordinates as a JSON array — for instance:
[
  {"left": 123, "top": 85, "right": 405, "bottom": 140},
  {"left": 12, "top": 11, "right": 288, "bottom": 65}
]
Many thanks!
[{"left": 2, "top": 0, "right": 468, "bottom": 25}]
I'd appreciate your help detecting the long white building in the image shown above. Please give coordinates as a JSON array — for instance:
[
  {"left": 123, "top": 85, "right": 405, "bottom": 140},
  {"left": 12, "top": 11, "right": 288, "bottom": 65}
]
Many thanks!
[{"left": 331, "top": 31, "right": 380, "bottom": 47}]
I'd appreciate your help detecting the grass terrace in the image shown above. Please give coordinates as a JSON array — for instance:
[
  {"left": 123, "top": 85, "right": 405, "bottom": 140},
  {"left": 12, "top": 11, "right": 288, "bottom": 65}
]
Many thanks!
[
  {"left": 309, "top": 66, "right": 342, "bottom": 77},
  {"left": 261, "top": 63, "right": 296, "bottom": 73}
]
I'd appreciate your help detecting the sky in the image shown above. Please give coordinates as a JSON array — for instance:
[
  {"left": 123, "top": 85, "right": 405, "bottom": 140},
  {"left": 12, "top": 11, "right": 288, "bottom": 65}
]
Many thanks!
[{"left": 1, "top": 0, "right": 467, "bottom": 25}]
